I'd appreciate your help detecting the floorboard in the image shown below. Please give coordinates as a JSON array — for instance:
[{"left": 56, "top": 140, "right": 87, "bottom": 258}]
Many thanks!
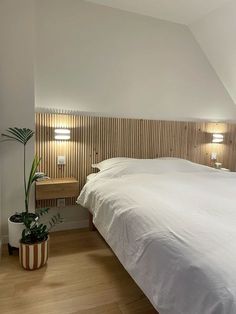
[{"left": 0, "top": 229, "right": 157, "bottom": 314}]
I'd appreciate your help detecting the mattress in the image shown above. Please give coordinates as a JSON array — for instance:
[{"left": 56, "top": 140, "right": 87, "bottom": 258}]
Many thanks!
[{"left": 77, "top": 158, "right": 236, "bottom": 314}]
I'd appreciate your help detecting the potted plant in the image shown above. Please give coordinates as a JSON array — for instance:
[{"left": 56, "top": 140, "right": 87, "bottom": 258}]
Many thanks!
[
  {"left": 20, "top": 208, "right": 62, "bottom": 270},
  {"left": 1, "top": 127, "right": 46, "bottom": 252}
]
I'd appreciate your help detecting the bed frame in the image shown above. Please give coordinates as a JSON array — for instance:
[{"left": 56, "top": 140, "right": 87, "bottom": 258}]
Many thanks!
[{"left": 89, "top": 212, "right": 96, "bottom": 231}]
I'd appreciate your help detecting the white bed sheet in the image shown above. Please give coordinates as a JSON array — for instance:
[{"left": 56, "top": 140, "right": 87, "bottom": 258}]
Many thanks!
[{"left": 77, "top": 159, "right": 236, "bottom": 314}]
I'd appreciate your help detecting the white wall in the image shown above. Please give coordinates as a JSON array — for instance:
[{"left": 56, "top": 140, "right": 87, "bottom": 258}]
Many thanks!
[
  {"left": 34, "top": 0, "right": 236, "bottom": 121},
  {"left": 0, "top": 0, "right": 88, "bottom": 239},
  {"left": 0, "top": 0, "right": 35, "bottom": 238},
  {"left": 0, "top": 82, "right": 2, "bottom": 253},
  {"left": 190, "top": 0, "right": 236, "bottom": 105},
  {"left": 2, "top": 0, "right": 236, "bottom": 240},
  {"left": 0, "top": 1, "right": 89, "bottom": 239}
]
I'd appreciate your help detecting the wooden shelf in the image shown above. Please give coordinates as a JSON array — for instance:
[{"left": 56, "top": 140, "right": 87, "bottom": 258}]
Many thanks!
[{"left": 36, "top": 178, "right": 79, "bottom": 201}]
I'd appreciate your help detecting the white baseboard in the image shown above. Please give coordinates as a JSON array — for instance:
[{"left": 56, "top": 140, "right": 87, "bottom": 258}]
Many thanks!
[
  {"left": 1, "top": 235, "right": 8, "bottom": 244},
  {"left": 51, "top": 219, "right": 89, "bottom": 232},
  {"left": 1, "top": 219, "right": 89, "bottom": 244}
]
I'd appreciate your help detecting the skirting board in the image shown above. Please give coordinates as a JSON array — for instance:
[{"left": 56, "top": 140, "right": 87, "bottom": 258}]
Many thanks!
[
  {"left": 1, "top": 235, "right": 8, "bottom": 245},
  {"left": 52, "top": 219, "right": 89, "bottom": 232},
  {"left": 1, "top": 219, "right": 89, "bottom": 244}
]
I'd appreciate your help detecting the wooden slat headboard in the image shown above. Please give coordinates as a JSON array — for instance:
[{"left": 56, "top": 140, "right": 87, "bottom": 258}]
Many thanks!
[{"left": 35, "top": 112, "right": 236, "bottom": 207}]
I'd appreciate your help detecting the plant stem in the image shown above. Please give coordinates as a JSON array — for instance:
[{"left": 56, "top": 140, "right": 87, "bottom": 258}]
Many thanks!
[{"left": 24, "top": 144, "right": 28, "bottom": 213}]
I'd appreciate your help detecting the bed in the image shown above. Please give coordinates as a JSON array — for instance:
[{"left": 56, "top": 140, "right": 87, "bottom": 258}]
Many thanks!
[{"left": 77, "top": 157, "right": 236, "bottom": 314}]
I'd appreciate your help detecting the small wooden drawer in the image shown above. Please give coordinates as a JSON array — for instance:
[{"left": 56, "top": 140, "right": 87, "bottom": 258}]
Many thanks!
[{"left": 36, "top": 178, "right": 79, "bottom": 200}]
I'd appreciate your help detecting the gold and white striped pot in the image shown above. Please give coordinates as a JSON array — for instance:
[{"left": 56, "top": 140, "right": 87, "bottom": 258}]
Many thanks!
[{"left": 19, "top": 237, "right": 49, "bottom": 270}]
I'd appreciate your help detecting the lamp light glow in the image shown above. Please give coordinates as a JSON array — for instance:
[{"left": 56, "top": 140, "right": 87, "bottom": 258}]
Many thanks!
[
  {"left": 212, "top": 133, "right": 223, "bottom": 143},
  {"left": 54, "top": 128, "right": 71, "bottom": 140},
  {"left": 55, "top": 129, "right": 70, "bottom": 134}
]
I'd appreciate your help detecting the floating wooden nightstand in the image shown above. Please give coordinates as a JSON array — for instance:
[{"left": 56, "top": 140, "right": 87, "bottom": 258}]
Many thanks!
[{"left": 36, "top": 178, "right": 79, "bottom": 201}]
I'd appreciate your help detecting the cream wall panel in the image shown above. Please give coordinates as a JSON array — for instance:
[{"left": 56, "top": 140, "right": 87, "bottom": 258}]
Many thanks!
[{"left": 36, "top": 112, "right": 236, "bottom": 207}]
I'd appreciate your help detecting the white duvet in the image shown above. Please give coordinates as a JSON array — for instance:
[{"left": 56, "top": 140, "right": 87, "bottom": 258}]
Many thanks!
[{"left": 77, "top": 158, "right": 236, "bottom": 314}]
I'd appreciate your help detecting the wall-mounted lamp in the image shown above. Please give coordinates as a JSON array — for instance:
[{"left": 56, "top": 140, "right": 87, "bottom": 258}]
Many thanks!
[
  {"left": 212, "top": 133, "right": 224, "bottom": 143},
  {"left": 54, "top": 128, "right": 71, "bottom": 140}
]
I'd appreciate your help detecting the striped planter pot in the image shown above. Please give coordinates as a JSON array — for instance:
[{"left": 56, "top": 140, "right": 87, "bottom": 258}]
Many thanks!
[{"left": 19, "top": 237, "right": 49, "bottom": 270}]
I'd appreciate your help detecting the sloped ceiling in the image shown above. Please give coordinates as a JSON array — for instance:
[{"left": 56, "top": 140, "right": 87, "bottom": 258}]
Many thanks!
[
  {"left": 86, "top": 0, "right": 236, "bottom": 106},
  {"left": 190, "top": 0, "right": 236, "bottom": 105},
  {"left": 85, "top": 0, "right": 230, "bottom": 25}
]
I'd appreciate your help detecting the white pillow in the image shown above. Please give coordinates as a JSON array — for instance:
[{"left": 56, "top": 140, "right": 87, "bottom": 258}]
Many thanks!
[
  {"left": 91, "top": 157, "right": 215, "bottom": 178},
  {"left": 86, "top": 173, "right": 97, "bottom": 182},
  {"left": 92, "top": 157, "right": 138, "bottom": 171}
]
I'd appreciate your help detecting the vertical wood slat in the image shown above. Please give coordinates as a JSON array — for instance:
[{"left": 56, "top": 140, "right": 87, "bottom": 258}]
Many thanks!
[{"left": 35, "top": 113, "right": 236, "bottom": 208}]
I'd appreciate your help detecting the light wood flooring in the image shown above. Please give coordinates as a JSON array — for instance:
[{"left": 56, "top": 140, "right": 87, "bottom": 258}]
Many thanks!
[{"left": 0, "top": 229, "right": 157, "bottom": 314}]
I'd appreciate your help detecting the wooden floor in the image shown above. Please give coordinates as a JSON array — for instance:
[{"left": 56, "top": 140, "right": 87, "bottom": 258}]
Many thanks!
[{"left": 0, "top": 229, "right": 157, "bottom": 314}]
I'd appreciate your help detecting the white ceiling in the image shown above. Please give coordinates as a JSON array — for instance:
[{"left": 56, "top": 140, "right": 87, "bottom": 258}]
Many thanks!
[
  {"left": 85, "top": 0, "right": 230, "bottom": 25},
  {"left": 190, "top": 0, "right": 236, "bottom": 104},
  {"left": 85, "top": 0, "right": 236, "bottom": 106}
]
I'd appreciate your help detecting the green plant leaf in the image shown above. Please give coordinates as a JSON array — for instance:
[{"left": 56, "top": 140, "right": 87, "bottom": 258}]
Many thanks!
[
  {"left": 21, "top": 209, "right": 62, "bottom": 244},
  {"left": 36, "top": 208, "right": 49, "bottom": 217},
  {"left": 25, "top": 155, "right": 45, "bottom": 209},
  {"left": 1, "top": 127, "right": 34, "bottom": 145}
]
